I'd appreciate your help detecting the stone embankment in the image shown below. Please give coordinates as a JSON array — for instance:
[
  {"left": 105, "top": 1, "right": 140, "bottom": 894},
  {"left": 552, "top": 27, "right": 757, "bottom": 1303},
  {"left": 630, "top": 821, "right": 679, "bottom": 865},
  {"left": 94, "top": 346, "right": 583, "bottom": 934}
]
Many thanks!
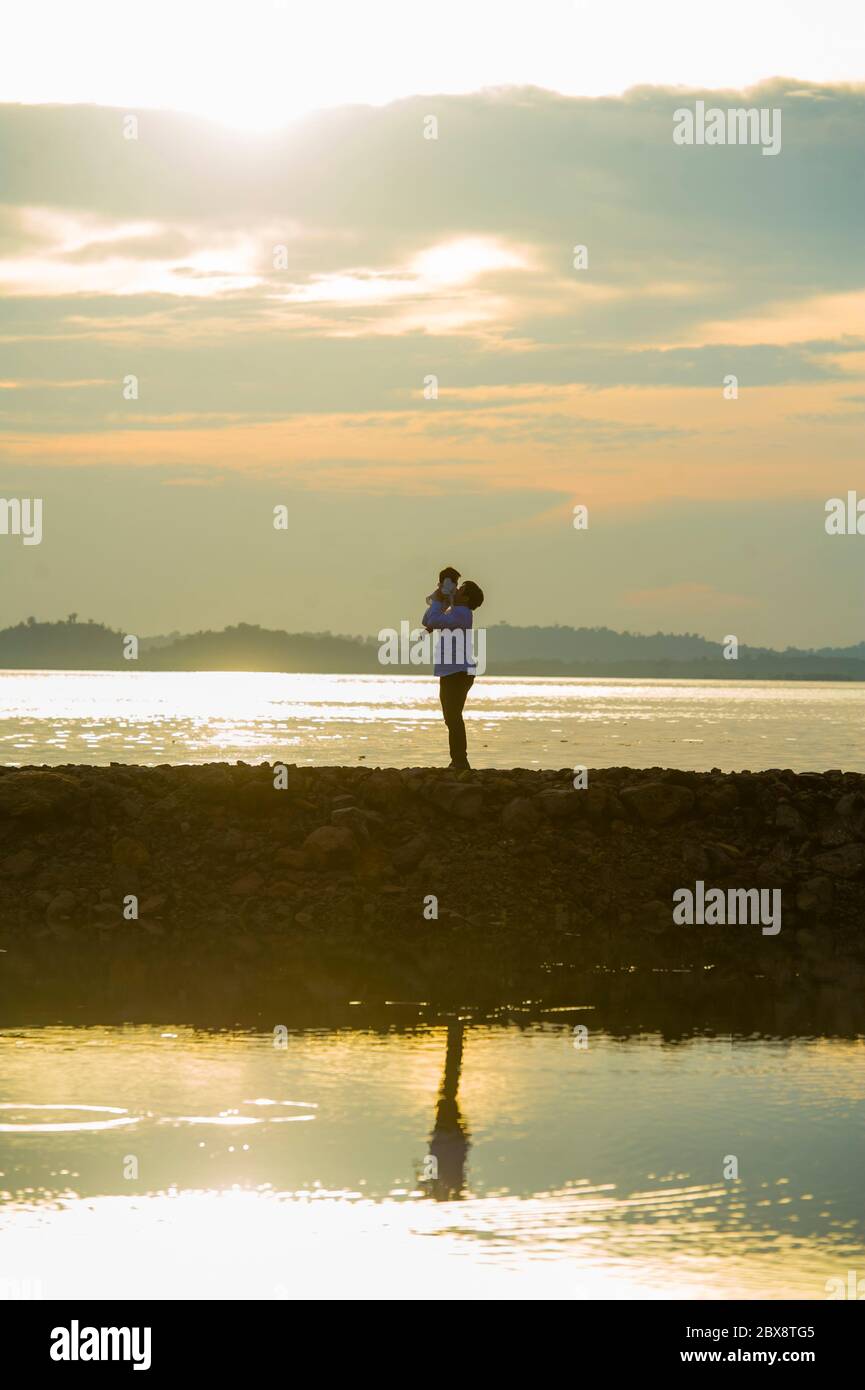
[{"left": 1, "top": 763, "right": 864, "bottom": 1013}]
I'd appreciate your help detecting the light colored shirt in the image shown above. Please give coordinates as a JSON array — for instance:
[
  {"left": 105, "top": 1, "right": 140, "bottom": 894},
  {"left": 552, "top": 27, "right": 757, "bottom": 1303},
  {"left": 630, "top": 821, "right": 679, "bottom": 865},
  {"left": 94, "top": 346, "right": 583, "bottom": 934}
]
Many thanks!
[{"left": 421, "top": 600, "right": 478, "bottom": 677}]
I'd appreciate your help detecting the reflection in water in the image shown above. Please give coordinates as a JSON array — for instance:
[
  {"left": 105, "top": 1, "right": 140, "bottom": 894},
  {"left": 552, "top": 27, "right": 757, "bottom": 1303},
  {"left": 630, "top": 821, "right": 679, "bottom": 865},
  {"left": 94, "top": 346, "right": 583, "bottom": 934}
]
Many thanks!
[
  {"left": 1, "top": 1021, "right": 863, "bottom": 1299},
  {"left": 422, "top": 1021, "right": 470, "bottom": 1201},
  {"left": 0, "top": 1104, "right": 139, "bottom": 1133}
]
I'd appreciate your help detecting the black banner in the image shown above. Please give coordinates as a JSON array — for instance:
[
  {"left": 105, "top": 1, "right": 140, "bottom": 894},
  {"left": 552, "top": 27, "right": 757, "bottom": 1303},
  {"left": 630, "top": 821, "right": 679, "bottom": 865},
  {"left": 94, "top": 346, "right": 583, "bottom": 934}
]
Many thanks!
[{"left": 1, "top": 1299, "right": 859, "bottom": 1373}]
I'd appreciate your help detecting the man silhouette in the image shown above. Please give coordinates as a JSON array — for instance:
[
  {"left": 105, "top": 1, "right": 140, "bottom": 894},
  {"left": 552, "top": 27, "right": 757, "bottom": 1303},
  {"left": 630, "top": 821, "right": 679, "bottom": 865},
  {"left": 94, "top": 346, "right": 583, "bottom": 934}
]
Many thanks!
[{"left": 422, "top": 577, "right": 485, "bottom": 770}]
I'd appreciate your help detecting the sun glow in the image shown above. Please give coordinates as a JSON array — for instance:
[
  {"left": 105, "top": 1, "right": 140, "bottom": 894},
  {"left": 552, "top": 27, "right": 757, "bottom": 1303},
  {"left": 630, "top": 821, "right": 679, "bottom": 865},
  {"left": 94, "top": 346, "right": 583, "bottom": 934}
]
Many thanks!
[{"left": 5, "top": 0, "right": 865, "bottom": 130}]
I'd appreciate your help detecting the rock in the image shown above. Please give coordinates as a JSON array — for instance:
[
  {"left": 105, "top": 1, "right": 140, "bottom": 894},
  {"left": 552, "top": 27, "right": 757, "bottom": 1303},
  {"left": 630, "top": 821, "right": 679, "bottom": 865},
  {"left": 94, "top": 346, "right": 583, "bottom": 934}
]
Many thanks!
[
  {"left": 330, "top": 806, "right": 378, "bottom": 840},
  {"left": 796, "top": 876, "right": 833, "bottom": 914},
  {"left": 534, "top": 790, "right": 579, "bottom": 821},
  {"left": 583, "top": 787, "right": 625, "bottom": 826},
  {"left": 501, "top": 797, "right": 540, "bottom": 832},
  {"left": 426, "top": 783, "right": 483, "bottom": 820},
  {"left": 45, "top": 890, "right": 76, "bottom": 923},
  {"left": 682, "top": 843, "right": 710, "bottom": 877},
  {"left": 757, "top": 859, "right": 794, "bottom": 883},
  {"left": 111, "top": 837, "right": 150, "bottom": 871},
  {"left": 230, "top": 872, "right": 264, "bottom": 897},
  {"left": 705, "top": 843, "right": 742, "bottom": 873},
  {"left": 392, "top": 834, "right": 428, "bottom": 872},
  {"left": 0, "top": 771, "right": 83, "bottom": 823},
  {"left": 189, "top": 766, "right": 233, "bottom": 802},
  {"left": 812, "top": 844, "right": 865, "bottom": 879},
  {"left": 235, "top": 781, "right": 292, "bottom": 817},
  {"left": 697, "top": 783, "right": 740, "bottom": 815},
  {"left": 818, "top": 821, "right": 861, "bottom": 848},
  {"left": 353, "top": 844, "right": 396, "bottom": 883},
  {"left": 713, "top": 840, "right": 743, "bottom": 859},
  {"left": 821, "top": 794, "right": 865, "bottom": 845},
  {"left": 775, "top": 802, "right": 805, "bottom": 833},
  {"left": 266, "top": 879, "right": 299, "bottom": 898},
  {"left": 362, "top": 768, "right": 406, "bottom": 808},
  {"left": 139, "top": 894, "right": 168, "bottom": 914},
  {"left": 448, "top": 787, "right": 483, "bottom": 821},
  {"left": 303, "top": 825, "right": 357, "bottom": 864},
  {"left": 275, "top": 847, "right": 309, "bottom": 870},
  {"left": 0, "top": 848, "right": 37, "bottom": 878},
  {"left": 620, "top": 782, "right": 695, "bottom": 826},
  {"left": 835, "top": 792, "right": 865, "bottom": 820}
]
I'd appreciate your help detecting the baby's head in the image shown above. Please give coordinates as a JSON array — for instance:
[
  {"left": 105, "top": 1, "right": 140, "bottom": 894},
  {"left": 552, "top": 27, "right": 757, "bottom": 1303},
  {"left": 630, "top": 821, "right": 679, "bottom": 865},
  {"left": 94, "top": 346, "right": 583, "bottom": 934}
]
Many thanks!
[{"left": 439, "top": 566, "right": 461, "bottom": 596}]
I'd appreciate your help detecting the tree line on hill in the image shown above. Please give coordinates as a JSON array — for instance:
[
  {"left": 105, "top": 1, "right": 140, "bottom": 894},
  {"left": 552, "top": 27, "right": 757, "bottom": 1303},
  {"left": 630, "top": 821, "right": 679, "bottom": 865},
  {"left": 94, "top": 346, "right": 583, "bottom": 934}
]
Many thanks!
[{"left": 1, "top": 615, "right": 863, "bottom": 679}]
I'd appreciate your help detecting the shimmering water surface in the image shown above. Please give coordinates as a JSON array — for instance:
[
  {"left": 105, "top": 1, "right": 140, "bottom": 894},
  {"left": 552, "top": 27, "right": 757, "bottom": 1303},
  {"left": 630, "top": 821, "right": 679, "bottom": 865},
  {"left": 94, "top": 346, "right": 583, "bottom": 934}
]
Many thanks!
[
  {"left": 1, "top": 670, "right": 863, "bottom": 770},
  {"left": 1, "top": 1023, "right": 863, "bottom": 1300}
]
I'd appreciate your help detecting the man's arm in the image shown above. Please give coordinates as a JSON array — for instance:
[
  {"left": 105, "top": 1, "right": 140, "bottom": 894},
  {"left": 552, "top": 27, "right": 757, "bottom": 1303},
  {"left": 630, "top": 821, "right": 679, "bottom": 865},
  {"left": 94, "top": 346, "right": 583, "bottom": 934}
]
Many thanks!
[
  {"left": 422, "top": 599, "right": 469, "bottom": 632},
  {"left": 421, "top": 597, "right": 445, "bottom": 630}
]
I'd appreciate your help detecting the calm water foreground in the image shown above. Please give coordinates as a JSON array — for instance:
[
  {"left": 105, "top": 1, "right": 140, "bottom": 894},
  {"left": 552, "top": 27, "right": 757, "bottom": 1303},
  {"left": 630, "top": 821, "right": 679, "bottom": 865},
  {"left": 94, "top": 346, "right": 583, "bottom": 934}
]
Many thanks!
[
  {"left": 1, "top": 1022, "right": 863, "bottom": 1300},
  {"left": 1, "top": 670, "right": 863, "bottom": 771}
]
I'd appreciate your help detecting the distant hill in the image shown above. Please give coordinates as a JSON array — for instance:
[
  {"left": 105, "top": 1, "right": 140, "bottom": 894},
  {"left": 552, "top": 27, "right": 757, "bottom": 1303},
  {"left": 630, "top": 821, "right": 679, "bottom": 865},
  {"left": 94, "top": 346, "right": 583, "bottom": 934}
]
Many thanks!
[
  {"left": 145, "top": 624, "right": 377, "bottom": 674},
  {"left": 0, "top": 619, "right": 379, "bottom": 674},
  {"left": 1, "top": 616, "right": 864, "bottom": 680},
  {"left": 0, "top": 617, "right": 124, "bottom": 669}
]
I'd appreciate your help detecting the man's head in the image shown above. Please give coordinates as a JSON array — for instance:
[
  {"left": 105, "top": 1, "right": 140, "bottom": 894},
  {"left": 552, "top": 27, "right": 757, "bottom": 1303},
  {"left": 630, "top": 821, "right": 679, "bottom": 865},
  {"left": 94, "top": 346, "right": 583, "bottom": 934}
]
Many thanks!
[{"left": 456, "top": 580, "right": 484, "bottom": 610}]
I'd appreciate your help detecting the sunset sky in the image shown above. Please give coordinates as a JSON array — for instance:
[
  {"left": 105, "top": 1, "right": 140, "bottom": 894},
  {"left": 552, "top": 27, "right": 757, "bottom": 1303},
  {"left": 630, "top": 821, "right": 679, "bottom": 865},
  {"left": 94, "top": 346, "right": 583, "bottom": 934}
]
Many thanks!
[{"left": 1, "top": 1, "right": 864, "bottom": 645}]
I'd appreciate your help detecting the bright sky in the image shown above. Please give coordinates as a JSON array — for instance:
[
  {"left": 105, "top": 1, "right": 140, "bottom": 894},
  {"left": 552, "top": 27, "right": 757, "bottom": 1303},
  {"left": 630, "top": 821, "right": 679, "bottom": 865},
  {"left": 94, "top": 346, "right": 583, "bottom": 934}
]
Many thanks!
[
  {"left": 4, "top": 0, "right": 865, "bottom": 128},
  {"left": 2, "top": 9, "right": 864, "bottom": 644}
]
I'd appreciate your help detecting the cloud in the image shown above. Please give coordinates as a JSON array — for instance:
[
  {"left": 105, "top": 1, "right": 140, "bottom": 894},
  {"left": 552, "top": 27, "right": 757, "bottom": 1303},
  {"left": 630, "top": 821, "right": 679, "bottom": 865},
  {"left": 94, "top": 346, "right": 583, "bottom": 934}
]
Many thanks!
[{"left": 0, "top": 83, "right": 863, "bottom": 642}]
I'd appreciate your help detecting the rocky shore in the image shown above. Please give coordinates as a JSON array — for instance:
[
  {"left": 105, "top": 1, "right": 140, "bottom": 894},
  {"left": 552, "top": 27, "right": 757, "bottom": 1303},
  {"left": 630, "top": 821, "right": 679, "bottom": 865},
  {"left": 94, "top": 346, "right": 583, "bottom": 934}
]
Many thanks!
[{"left": 2, "top": 763, "right": 864, "bottom": 1018}]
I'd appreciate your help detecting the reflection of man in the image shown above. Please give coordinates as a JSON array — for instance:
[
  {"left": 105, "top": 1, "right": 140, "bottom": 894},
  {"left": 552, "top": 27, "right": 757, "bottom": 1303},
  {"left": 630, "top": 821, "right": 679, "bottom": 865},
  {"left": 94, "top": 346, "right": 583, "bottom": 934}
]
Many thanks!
[{"left": 421, "top": 1020, "right": 470, "bottom": 1201}]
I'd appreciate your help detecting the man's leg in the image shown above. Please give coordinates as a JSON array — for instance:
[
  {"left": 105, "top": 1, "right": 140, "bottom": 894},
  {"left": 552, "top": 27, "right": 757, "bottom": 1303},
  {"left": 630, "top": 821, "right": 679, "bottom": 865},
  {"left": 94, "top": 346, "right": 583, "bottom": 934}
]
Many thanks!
[
  {"left": 439, "top": 673, "right": 474, "bottom": 766},
  {"left": 438, "top": 676, "right": 452, "bottom": 760}
]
